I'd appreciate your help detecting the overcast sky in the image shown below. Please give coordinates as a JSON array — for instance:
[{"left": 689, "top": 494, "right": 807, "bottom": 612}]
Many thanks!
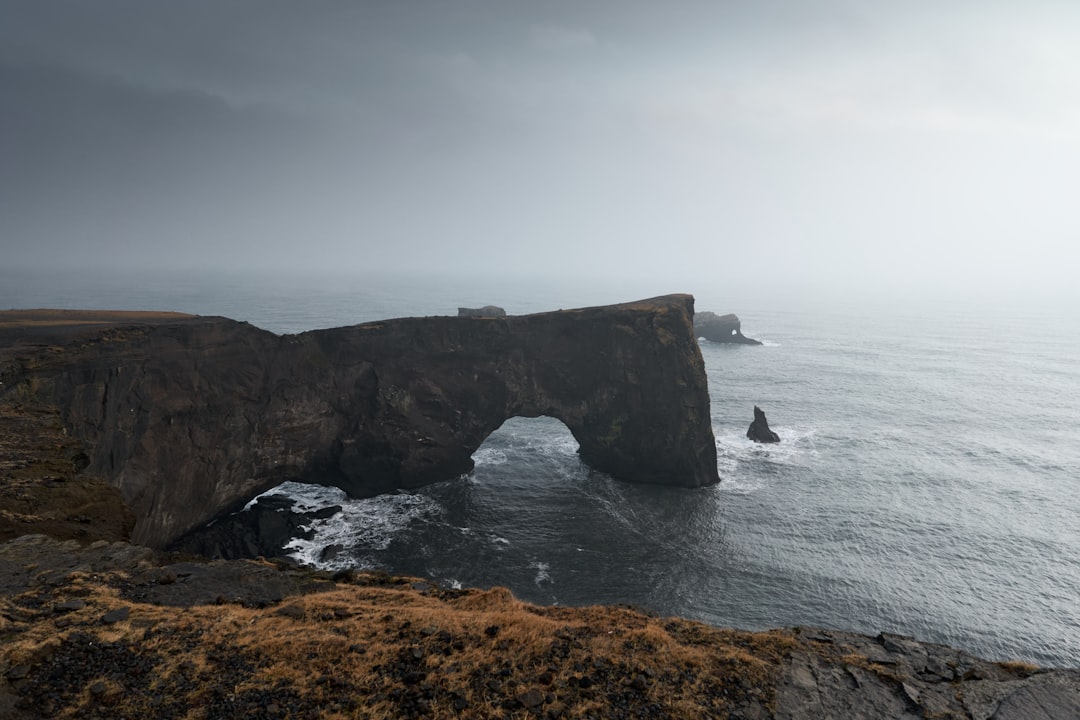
[{"left": 2, "top": 1, "right": 1079, "bottom": 304}]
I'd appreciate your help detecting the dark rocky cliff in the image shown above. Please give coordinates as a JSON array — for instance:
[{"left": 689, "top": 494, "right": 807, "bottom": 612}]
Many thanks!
[{"left": 2, "top": 296, "right": 718, "bottom": 548}]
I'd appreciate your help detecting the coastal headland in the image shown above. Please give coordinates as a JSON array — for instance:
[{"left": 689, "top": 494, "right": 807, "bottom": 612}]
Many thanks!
[
  {"left": 1, "top": 297, "right": 718, "bottom": 548},
  {"left": 2, "top": 303, "right": 1078, "bottom": 719}
]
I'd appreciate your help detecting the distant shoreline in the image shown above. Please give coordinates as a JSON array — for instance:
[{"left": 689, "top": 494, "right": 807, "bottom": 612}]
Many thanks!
[{"left": 0, "top": 308, "right": 196, "bottom": 327}]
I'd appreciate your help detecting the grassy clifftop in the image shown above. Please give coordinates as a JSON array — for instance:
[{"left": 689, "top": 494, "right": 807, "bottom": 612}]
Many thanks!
[
  {"left": 2, "top": 535, "right": 1072, "bottom": 720},
  {"left": 0, "top": 541, "right": 790, "bottom": 719}
]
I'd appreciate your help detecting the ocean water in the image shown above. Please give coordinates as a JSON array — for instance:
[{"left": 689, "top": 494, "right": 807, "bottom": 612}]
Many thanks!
[{"left": 3, "top": 269, "right": 1079, "bottom": 667}]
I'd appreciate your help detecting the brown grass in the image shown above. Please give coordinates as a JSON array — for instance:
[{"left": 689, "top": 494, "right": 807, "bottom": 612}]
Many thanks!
[
  {"left": 1, "top": 566, "right": 797, "bottom": 719},
  {"left": 997, "top": 660, "right": 1040, "bottom": 676}
]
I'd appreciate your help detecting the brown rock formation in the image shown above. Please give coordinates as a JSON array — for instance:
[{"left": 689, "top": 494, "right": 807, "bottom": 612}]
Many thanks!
[{"left": 0, "top": 296, "right": 718, "bottom": 548}]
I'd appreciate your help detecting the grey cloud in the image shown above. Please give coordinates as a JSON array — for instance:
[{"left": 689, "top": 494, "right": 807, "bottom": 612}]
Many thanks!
[
  {"left": 1, "top": 0, "right": 1078, "bottom": 302},
  {"left": 529, "top": 24, "right": 598, "bottom": 51}
]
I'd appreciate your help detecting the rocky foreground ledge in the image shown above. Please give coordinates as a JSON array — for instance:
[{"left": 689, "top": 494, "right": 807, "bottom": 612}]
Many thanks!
[{"left": 2, "top": 535, "right": 1078, "bottom": 720}]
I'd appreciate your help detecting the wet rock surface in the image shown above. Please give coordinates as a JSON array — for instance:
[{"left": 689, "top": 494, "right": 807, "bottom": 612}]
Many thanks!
[
  {"left": 168, "top": 493, "right": 341, "bottom": 560},
  {"left": 776, "top": 628, "right": 1080, "bottom": 720}
]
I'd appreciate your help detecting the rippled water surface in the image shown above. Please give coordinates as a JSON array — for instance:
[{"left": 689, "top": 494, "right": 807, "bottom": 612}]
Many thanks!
[{"left": 4, "top": 270, "right": 1079, "bottom": 666}]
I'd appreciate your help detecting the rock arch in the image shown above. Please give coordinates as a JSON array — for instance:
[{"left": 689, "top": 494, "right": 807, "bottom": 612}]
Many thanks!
[
  {"left": 304, "top": 295, "right": 719, "bottom": 502},
  {"left": 18, "top": 295, "right": 719, "bottom": 547}
]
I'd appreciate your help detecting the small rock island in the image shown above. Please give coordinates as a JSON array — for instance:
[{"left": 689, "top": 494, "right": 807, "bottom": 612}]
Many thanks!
[
  {"left": 694, "top": 311, "right": 762, "bottom": 345},
  {"left": 747, "top": 405, "right": 781, "bottom": 443}
]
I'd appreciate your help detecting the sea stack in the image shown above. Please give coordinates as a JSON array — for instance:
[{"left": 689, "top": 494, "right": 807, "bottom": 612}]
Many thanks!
[
  {"left": 694, "top": 312, "right": 762, "bottom": 345},
  {"left": 747, "top": 406, "right": 780, "bottom": 443}
]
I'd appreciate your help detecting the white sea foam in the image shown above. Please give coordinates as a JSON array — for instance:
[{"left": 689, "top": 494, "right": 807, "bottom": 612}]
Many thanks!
[
  {"left": 717, "top": 475, "right": 770, "bottom": 497},
  {"left": 530, "top": 561, "right": 552, "bottom": 585},
  {"left": 261, "top": 482, "right": 439, "bottom": 571},
  {"left": 275, "top": 481, "right": 348, "bottom": 511},
  {"left": 512, "top": 435, "right": 579, "bottom": 460},
  {"left": 715, "top": 425, "right": 819, "bottom": 462},
  {"left": 472, "top": 448, "right": 509, "bottom": 466},
  {"left": 714, "top": 425, "right": 821, "bottom": 494}
]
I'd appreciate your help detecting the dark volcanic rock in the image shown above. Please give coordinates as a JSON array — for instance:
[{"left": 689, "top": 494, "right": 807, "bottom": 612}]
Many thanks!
[
  {"left": 747, "top": 406, "right": 780, "bottom": 443},
  {"left": 319, "top": 543, "right": 346, "bottom": 562},
  {"left": 775, "top": 627, "right": 1080, "bottom": 720},
  {"left": 457, "top": 305, "right": 507, "bottom": 317},
  {"left": 2, "top": 295, "right": 718, "bottom": 548},
  {"left": 168, "top": 494, "right": 342, "bottom": 560},
  {"left": 101, "top": 606, "right": 130, "bottom": 624},
  {"left": 694, "top": 311, "right": 762, "bottom": 345}
]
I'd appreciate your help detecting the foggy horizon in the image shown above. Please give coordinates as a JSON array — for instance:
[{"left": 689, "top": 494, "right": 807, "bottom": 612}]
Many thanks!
[{"left": 3, "top": 1, "right": 1079, "bottom": 308}]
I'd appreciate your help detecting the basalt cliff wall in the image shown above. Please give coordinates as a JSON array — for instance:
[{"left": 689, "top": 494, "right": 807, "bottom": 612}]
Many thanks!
[{"left": 0, "top": 296, "right": 718, "bottom": 548}]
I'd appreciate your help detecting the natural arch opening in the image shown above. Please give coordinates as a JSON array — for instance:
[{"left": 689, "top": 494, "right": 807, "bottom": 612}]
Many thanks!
[{"left": 470, "top": 416, "right": 583, "bottom": 478}]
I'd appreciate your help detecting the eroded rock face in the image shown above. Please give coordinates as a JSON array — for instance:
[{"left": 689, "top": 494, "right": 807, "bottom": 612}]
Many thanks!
[
  {"left": 694, "top": 311, "right": 762, "bottom": 345},
  {"left": 3, "top": 295, "right": 718, "bottom": 547}
]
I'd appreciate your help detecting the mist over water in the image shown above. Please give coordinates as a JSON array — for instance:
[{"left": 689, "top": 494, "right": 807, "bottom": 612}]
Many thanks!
[{"left": 2, "top": 269, "right": 1079, "bottom": 667}]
